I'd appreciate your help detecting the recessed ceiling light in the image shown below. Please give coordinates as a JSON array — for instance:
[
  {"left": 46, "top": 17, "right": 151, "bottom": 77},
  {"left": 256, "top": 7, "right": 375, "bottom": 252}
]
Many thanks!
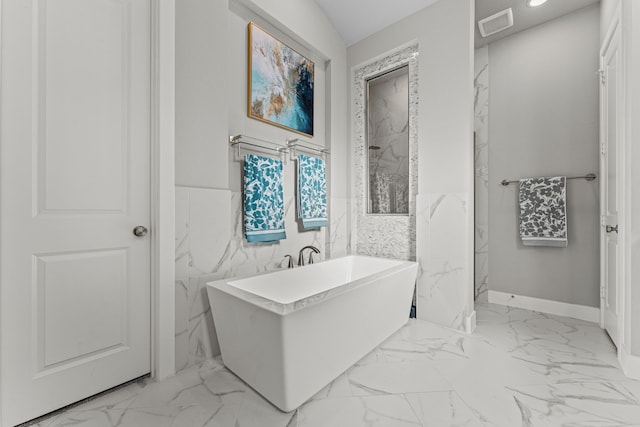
[{"left": 527, "top": 0, "right": 549, "bottom": 6}]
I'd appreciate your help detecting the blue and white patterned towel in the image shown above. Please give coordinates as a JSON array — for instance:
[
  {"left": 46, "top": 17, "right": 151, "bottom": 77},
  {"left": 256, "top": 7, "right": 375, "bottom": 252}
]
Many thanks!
[
  {"left": 519, "top": 176, "right": 567, "bottom": 247},
  {"left": 243, "top": 154, "right": 286, "bottom": 243},
  {"left": 297, "top": 154, "right": 328, "bottom": 229}
]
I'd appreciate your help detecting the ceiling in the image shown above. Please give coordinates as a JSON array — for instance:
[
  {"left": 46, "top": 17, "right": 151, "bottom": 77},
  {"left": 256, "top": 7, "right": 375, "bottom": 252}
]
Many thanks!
[
  {"left": 474, "top": 0, "right": 599, "bottom": 47},
  {"left": 313, "top": 0, "right": 440, "bottom": 46},
  {"left": 313, "top": 0, "right": 600, "bottom": 48}
]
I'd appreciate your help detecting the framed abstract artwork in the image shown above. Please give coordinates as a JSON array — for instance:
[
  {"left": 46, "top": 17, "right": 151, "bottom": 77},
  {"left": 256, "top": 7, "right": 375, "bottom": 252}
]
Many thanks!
[{"left": 248, "top": 22, "right": 314, "bottom": 137}]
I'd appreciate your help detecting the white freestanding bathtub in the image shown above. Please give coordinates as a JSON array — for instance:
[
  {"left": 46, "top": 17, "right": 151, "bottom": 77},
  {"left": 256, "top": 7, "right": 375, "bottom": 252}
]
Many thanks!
[{"left": 206, "top": 255, "right": 418, "bottom": 412}]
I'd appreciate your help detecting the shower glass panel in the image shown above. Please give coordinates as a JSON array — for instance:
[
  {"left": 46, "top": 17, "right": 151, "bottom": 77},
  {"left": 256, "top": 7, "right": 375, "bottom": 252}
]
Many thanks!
[{"left": 366, "top": 65, "right": 410, "bottom": 215}]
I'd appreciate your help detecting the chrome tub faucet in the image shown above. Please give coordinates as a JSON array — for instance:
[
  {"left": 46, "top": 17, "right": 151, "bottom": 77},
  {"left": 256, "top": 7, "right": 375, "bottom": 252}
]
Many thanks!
[{"left": 298, "top": 245, "right": 320, "bottom": 266}]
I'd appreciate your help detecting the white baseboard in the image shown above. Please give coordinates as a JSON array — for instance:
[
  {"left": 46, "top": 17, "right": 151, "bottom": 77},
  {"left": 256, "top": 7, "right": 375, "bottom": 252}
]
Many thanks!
[
  {"left": 464, "top": 310, "right": 476, "bottom": 334},
  {"left": 620, "top": 347, "right": 640, "bottom": 380},
  {"left": 488, "top": 290, "right": 600, "bottom": 323}
]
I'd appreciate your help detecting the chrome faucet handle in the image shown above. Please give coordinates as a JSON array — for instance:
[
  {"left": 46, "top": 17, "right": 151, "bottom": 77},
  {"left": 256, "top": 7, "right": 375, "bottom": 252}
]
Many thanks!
[
  {"left": 308, "top": 252, "right": 316, "bottom": 264},
  {"left": 283, "top": 254, "right": 295, "bottom": 268}
]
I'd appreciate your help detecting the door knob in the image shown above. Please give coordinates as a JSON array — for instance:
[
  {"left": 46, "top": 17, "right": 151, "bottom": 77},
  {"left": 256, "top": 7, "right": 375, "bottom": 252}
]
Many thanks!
[
  {"left": 133, "top": 225, "right": 148, "bottom": 237},
  {"left": 606, "top": 225, "right": 618, "bottom": 234}
]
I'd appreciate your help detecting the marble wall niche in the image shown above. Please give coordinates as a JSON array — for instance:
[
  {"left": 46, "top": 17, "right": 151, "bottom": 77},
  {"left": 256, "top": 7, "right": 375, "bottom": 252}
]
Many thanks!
[
  {"left": 353, "top": 44, "right": 418, "bottom": 261},
  {"left": 367, "top": 66, "right": 410, "bottom": 215},
  {"left": 347, "top": 0, "right": 475, "bottom": 333},
  {"left": 474, "top": 46, "right": 489, "bottom": 303}
]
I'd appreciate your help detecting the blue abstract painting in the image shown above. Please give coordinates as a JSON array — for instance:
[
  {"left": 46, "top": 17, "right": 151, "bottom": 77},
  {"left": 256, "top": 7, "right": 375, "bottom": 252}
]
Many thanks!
[{"left": 248, "top": 23, "right": 314, "bottom": 137}]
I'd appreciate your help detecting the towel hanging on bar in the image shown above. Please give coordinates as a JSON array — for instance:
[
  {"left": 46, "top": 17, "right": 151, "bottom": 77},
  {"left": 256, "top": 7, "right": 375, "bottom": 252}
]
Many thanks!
[
  {"left": 243, "top": 154, "right": 286, "bottom": 243},
  {"left": 297, "top": 153, "right": 328, "bottom": 229},
  {"left": 518, "top": 176, "right": 568, "bottom": 247}
]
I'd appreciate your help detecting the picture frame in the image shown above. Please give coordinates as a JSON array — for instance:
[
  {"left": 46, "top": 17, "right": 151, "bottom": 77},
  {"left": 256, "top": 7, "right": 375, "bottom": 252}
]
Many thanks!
[{"left": 247, "top": 22, "right": 314, "bottom": 137}]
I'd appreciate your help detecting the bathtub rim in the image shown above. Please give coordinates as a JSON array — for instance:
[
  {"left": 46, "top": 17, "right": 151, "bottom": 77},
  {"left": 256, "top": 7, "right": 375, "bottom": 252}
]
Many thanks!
[{"left": 206, "top": 255, "right": 417, "bottom": 316}]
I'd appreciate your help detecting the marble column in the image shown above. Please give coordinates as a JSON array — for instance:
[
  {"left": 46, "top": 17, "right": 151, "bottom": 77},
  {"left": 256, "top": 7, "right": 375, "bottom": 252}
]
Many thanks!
[{"left": 474, "top": 46, "right": 489, "bottom": 303}]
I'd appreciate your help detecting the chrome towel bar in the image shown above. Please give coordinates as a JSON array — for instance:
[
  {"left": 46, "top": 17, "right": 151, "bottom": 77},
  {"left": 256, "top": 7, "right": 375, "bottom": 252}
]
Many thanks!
[{"left": 500, "top": 173, "right": 596, "bottom": 186}]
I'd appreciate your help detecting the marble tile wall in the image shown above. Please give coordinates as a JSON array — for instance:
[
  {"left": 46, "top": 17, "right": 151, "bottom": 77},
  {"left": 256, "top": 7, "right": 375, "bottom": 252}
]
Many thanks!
[
  {"left": 352, "top": 44, "right": 419, "bottom": 261},
  {"left": 474, "top": 46, "right": 489, "bottom": 303},
  {"left": 175, "top": 157, "right": 333, "bottom": 371},
  {"left": 416, "top": 193, "right": 471, "bottom": 330},
  {"left": 328, "top": 197, "right": 349, "bottom": 258},
  {"left": 175, "top": 187, "right": 231, "bottom": 372}
]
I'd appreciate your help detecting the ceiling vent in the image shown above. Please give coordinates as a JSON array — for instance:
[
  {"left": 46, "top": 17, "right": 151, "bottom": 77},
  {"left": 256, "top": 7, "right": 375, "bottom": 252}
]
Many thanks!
[{"left": 478, "top": 8, "right": 514, "bottom": 38}]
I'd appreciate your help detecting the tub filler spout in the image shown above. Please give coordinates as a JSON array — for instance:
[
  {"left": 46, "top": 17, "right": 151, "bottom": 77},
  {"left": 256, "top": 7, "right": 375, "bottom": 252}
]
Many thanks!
[
  {"left": 283, "top": 254, "right": 295, "bottom": 269},
  {"left": 298, "top": 245, "right": 320, "bottom": 266}
]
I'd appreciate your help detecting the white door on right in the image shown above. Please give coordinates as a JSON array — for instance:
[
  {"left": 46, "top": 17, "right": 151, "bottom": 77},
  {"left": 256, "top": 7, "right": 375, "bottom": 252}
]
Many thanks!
[{"left": 600, "top": 14, "right": 621, "bottom": 348}]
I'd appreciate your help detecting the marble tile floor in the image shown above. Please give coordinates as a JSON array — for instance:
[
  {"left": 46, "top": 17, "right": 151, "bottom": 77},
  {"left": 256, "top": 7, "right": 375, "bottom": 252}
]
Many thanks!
[{"left": 32, "top": 303, "right": 640, "bottom": 427}]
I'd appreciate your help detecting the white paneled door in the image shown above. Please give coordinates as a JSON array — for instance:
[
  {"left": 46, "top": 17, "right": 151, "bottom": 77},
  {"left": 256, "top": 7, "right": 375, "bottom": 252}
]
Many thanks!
[
  {"left": 0, "top": 1, "right": 151, "bottom": 425},
  {"left": 600, "top": 12, "right": 621, "bottom": 349}
]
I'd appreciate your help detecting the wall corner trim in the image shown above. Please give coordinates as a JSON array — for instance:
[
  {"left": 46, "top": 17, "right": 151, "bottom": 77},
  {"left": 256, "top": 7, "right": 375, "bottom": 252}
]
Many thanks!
[
  {"left": 464, "top": 310, "right": 477, "bottom": 334},
  {"left": 619, "top": 346, "right": 640, "bottom": 380},
  {"left": 151, "top": 0, "right": 176, "bottom": 381},
  {"left": 488, "top": 290, "right": 600, "bottom": 323}
]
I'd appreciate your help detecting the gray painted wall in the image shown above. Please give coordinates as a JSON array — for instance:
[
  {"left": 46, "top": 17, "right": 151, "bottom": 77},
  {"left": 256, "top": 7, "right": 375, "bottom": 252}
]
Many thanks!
[
  {"left": 488, "top": 4, "right": 601, "bottom": 308},
  {"left": 175, "top": 0, "right": 229, "bottom": 189}
]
